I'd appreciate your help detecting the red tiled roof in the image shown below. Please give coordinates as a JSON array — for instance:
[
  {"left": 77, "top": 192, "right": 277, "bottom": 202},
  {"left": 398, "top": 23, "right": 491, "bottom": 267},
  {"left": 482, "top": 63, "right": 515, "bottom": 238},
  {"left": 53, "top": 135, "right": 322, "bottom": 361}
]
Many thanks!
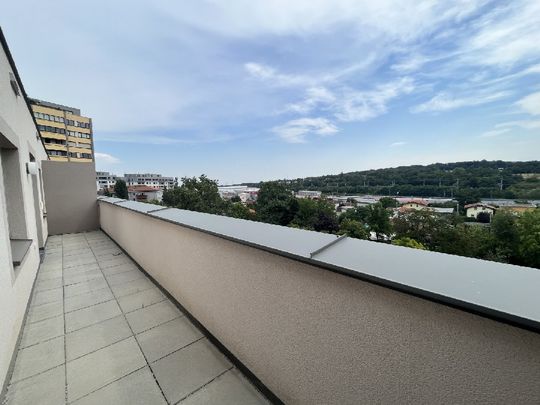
[{"left": 128, "top": 185, "right": 160, "bottom": 192}]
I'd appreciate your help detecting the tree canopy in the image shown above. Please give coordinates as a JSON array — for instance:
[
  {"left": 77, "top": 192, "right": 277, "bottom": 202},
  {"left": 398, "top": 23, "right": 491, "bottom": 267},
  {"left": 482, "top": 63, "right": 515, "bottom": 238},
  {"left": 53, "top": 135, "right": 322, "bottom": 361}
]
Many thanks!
[
  {"left": 113, "top": 179, "right": 128, "bottom": 199},
  {"left": 162, "top": 175, "right": 225, "bottom": 214}
]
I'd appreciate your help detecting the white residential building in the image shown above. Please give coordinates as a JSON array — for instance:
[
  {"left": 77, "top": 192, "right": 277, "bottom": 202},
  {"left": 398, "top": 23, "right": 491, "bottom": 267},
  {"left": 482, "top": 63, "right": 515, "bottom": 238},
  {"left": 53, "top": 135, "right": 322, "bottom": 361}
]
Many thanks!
[
  {"left": 128, "top": 185, "right": 163, "bottom": 202},
  {"left": 465, "top": 203, "right": 496, "bottom": 219},
  {"left": 96, "top": 171, "right": 117, "bottom": 190},
  {"left": 296, "top": 190, "right": 322, "bottom": 199},
  {"left": 124, "top": 173, "right": 178, "bottom": 190}
]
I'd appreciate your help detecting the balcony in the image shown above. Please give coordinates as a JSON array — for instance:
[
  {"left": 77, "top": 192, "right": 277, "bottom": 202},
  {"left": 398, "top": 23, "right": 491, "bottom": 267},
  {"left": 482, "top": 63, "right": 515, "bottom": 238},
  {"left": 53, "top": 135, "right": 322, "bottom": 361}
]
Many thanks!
[
  {"left": 2, "top": 27, "right": 540, "bottom": 404},
  {"left": 3, "top": 231, "right": 269, "bottom": 404}
]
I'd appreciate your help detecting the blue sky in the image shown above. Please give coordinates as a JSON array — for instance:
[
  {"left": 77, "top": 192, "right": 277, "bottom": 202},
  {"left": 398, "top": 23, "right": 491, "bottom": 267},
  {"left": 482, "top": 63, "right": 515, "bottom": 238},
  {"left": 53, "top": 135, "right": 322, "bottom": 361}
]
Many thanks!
[{"left": 2, "top": 1, "right": 540, "bottom": 184}]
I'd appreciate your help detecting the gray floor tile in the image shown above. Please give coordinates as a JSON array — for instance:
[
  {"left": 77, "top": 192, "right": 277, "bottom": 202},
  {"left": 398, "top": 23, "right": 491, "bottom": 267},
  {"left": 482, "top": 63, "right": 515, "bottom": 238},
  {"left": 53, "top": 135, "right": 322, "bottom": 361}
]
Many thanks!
[
  {"left": 151, "top": 338, "right": 231, "bottom": 404},
  {"left": 106, "top": 269, "right": 144, "bottom": 286},
  {"left": 26, "top": 300, "right": 63, "bottom": 324},
  {"left": 66, "top": 315, "right": 132, "bottom": 361},
  {"left": 34, "top": 277, "right": 63, "bottom": 292},
  {"left": 67, "top": 337, "right": 146, "bottom": 402},
  {"left": 110, "top": 278, "right": 154, "bottom": 298},
  {"left": 64, "top": 277, "right": 109, "bottom": 298},
  {"left": 63, "top": 263, "right": 100, "bottom": 275},
  {"left": 65, "top": 287, "right": 114, "bottom": 313},
  {"left": 137, "top": 317, "right": 203, "bottom": 362},
  {"left": 117, "top": 287, "right": 165, "bottom": 314},
  {"left": 20, "top": 315, "right": 64, "bottom": 348},
  {"left": 63, "top": 254, "right": 97, "bottom": 269},
  {"left": 64, "top": 269, "right": 104, "bottom": 286},
  {"left": 36, "top": 271, "right": 62, "bottom": 281},
  {"left": 179, "top": 368, "right": 269, "bottom": 405},
  {"left": 65, "top": 300, "right": 122, "bottom": 332},
  {"left": 126, "top": 301, "right": 181, "bottom": 334},
  {"left": 3, "top": 365, "right": 65, "bottom": 405},
  {"left": 71, "top": 367, "right": 166, "bottom": 405},
  {"left": 63, "top": 248, "right": 93, "bottom": 257},
  {"left": 106, "top": 269, "right": 146, "bottom": 286},
  {"left": 101, "top": 262, "right": 138, "bottom": 276},
  {"left": 31, "top": 287, "right": 63, "bottom": 307},
  {"left": 10, "top": 336, "right": 64, "bottom": 383},
  {"left": 98, "top": 256, "right": 132, "bottom": 269}
]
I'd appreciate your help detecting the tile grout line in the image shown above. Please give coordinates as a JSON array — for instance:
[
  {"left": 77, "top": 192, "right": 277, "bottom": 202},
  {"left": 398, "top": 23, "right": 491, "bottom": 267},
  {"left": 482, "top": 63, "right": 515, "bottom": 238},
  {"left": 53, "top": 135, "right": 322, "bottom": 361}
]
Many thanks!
[
  {"left": 65, "top": 310, "right": 182, "bottom": 363},
  {"left": 83, "top": 232, "right": 171, "bottom": 405},
  {"left": 148, "top": 336, "right": 205, "bottom": 365},
  {"left": 173, "top": 366, "right": 235, "bottom": 405},
  {"left": 65, "top": 365, "right": 148, "bottom": 404}
]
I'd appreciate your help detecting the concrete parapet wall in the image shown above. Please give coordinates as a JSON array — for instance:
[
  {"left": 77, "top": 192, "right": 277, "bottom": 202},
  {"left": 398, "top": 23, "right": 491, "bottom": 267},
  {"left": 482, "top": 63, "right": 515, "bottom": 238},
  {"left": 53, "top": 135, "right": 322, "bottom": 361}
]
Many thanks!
[{"left": 99, "top": 201, "right": 540, "bottom": 404}]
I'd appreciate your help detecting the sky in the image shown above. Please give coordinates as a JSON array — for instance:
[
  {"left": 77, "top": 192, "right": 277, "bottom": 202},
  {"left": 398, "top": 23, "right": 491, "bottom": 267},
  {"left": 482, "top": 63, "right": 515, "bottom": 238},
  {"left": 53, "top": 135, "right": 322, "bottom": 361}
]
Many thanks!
[{"left": 2, "top": 0, "right": 540, "bottom": 184}]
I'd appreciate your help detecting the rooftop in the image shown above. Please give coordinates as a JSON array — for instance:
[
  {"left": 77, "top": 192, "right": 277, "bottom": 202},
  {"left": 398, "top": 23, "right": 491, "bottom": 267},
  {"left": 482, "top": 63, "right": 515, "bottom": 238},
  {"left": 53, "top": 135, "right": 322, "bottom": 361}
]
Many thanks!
[{"left": 3, "top": 231, "right": 269, "bottom": 405}]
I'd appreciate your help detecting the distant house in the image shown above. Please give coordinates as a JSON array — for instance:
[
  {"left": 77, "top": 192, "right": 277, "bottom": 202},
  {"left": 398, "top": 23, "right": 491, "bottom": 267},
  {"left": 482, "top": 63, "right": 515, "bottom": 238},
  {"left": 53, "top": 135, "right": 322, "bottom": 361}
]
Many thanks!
[
  {"left": 399, "top": 199, "right": 429, "bottom": 212},
  {"left": 464, "top": 203, "right": 496, "bottom": 219},
  {"left": 431, "top": 207, "right": 454, "bottom": 215},
  {"left": 128, "top": 185, "right": 163, "bottom": 202},
  {"left": 499, "top": 204, "right": 536, "bottom": 215},
  {"left": 296, "top": 190, "right": 322, "bottom": 199}
]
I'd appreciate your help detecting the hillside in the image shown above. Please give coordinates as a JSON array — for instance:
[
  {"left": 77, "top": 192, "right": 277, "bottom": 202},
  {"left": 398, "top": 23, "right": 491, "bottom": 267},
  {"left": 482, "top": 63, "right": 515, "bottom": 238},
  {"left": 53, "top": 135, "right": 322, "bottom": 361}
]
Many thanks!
[{"left": 246, "top": 161, "right": 540, "bottom": 199}]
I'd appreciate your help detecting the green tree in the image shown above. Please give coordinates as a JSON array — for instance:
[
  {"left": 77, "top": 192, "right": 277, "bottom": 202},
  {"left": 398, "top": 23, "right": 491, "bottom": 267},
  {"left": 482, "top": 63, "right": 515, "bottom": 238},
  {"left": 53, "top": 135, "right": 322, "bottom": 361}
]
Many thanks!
[
  {"left": 392, "top": 237, "right": 426, "bottom": 250},
  {"left": 226, "top": 202, "right": 255, "bottom": 220},
  {"left": 491, "top": 212, "right": 519, "bottom": 262},
  {"left": 291, "top": 199, "right": 338, "bottom": 232},
  {"left": 393, "top": 210, "right": 449, "bottom": 249},
  {"left": 230, "top": 195, "right": 241, "bottom": 203},
  {"left": 366, "top": 203, "right": 392, "bottom": 241},
  {"left": 338, "top": 205, "right": 370, "bottom": 224},
  {"left": 114, "top": 179, "right": 128, "bottom": 199},
  {"left": 455, "top": 189, "right": 481, "bottom": 212},
  {"left": 379, "top": 197, "right": 398, "bottom": 208},
  {"left": 338, "top": 218, "right": 368, "bottom": 240},
  {"left": 256, "top": 182, "right": 299, "bottom": 225},
  {"left": 162, "top": 175, "right": 225, "bottom": 214},
  {"left": 516, "top": 210, "right": 540, "bottom": 268}
]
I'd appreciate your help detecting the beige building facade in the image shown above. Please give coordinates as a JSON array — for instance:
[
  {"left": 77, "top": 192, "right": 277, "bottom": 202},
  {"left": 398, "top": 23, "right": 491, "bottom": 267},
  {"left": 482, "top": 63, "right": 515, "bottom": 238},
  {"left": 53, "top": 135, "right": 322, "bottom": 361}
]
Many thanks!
[{"left": 30, "top": 99, "right": 94, "bottom": 163}]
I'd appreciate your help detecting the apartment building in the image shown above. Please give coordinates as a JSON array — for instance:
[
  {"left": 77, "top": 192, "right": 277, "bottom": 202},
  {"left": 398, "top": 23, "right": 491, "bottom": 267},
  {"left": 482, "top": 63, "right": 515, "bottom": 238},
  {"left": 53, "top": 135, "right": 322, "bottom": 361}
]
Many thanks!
[
  {"left": 30, "top": 98, "right": 94, "bottom": 162},
  {"left": 124, "top": 173, "right": 177, "bottom": 189},
  {"left": 96, "top": 171, "right": 117, "bottom": 190}
]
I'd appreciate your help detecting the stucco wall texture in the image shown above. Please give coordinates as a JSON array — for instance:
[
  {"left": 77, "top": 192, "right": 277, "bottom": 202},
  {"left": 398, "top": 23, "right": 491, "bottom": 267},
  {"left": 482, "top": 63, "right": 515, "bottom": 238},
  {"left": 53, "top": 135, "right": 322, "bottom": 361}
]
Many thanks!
[
  {"left": 99, "top": 202, "right": 540, "bottom": 405},
  {"left": 42, "top": 161, "right": 99, "bottom": 235}
]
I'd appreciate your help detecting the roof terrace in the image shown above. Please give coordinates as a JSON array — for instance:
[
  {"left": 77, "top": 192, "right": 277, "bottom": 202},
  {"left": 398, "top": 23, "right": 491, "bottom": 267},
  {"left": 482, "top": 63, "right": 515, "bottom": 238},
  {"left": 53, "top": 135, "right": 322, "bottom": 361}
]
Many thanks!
[
  {"left": 2, "top": 23, "right": 540, "bottom": 405},
  {"left": 4, "top": 231, "right": 269, "bottom": 404}
]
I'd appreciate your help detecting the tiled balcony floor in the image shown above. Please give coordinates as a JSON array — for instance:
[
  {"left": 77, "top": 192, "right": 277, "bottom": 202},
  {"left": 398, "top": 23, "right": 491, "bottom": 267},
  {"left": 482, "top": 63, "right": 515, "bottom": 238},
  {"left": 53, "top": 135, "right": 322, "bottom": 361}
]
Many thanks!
[{"left": 3, "top": 231, "right": 270, "bottom": 405}]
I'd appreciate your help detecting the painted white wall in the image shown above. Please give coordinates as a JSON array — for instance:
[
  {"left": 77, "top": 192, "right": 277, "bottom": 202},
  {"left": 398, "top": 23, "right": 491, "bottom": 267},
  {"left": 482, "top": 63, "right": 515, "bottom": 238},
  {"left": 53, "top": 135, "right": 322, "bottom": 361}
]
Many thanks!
[
  {"left": 0, "top": 41, "right": 48, "bottom": 389},
  {"left": 466, "top": 206, "right": 495, "bottom": 218}
]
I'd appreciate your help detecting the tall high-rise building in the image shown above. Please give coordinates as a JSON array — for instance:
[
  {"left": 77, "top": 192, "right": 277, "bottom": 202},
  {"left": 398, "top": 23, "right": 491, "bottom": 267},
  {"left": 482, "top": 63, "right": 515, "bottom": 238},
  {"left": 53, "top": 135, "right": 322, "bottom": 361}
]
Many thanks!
[{"left": 29, "top": 98, "right": 94, "bottom": 162}]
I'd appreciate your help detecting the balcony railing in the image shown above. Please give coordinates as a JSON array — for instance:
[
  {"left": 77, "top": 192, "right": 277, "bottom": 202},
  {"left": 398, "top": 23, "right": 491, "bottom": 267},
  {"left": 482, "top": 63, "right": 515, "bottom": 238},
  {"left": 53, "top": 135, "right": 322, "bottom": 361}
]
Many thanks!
[{"left": 95, "top": 197, "right": 540, "bottom": 404}]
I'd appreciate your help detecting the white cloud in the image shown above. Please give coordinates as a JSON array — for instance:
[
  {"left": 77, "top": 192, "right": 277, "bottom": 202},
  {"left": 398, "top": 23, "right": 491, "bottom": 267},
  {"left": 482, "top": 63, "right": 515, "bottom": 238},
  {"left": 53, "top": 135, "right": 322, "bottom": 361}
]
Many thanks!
[
  {"left": 284, "top": 87, "right": 336, "bottom": 113},
  {"left": 516, "top": 91, "right": 540, "bottom": 115},
  {"left": 496, "top": 120, "right": 540, "bottom": 130},
  {"left": 460, "top": 1, "right": 540, "bottom": 68},
  {"left": 97, "top": 133, "right": 236, "bottom": 145},
  {"left": 411, "top": 90, "right": 510, "bottom": 113},
  {"left": 391, "top": 54, "right": 428, "bottom": 73},
  {"left": 272, "top": 118, "right": 338, "bottom": 143},
  {"left": 389, "top": 141, "right": 407, "bottom": 147},
  {"left": 94, "top": 152, "right": 120, "bottom": 164},
  {"left": 335, "top": 77, "right": 415, "bottom": 122},
  {"left": 479, "top": 128, "right": 510, "bottom": 138},
  {"left": 245, "top": 62, "right": 314, "bottom": 87}
]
